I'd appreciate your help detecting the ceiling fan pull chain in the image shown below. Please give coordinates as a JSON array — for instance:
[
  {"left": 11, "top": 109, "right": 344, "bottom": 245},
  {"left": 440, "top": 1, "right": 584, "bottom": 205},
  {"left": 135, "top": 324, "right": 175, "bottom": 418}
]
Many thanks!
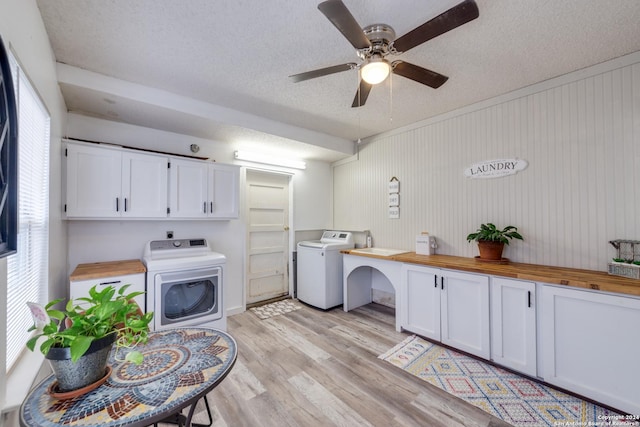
[{"left": 389, "top": 72, "right": 393, "bottom": 124}]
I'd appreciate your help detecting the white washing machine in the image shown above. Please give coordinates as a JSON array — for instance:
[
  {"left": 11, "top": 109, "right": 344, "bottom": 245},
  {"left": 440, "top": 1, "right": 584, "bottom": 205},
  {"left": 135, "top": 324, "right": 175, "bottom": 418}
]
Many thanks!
[{"left": 297, "top": 231, "right": 354, "bottom": 309}]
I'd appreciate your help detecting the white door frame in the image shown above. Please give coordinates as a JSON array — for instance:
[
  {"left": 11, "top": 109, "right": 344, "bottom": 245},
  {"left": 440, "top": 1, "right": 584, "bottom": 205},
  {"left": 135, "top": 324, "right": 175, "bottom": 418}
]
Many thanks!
[{"left": 242, "top": 167, "right": 294, "bottom": 308}]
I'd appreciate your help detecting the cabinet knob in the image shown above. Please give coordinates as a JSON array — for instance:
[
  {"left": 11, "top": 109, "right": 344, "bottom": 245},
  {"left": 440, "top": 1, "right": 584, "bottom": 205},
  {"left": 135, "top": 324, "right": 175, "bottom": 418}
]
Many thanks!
[{"left": 284, "top": 226, "right": 290, "bottom": 231}]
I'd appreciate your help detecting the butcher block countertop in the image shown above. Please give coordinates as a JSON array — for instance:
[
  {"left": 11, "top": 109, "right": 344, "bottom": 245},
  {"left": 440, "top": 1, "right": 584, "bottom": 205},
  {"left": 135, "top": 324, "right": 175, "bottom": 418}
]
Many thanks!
[
  {"left": 70, "top": 259, "right": 146, "bottom": 281},
  {"left": 342, "top": 251, "right": 640, "bottom": 297}
]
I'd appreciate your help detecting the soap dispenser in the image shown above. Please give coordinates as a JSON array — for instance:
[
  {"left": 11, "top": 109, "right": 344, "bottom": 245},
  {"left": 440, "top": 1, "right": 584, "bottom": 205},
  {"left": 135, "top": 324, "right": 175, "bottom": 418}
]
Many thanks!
[{"left": 364, "top": 230, "right": 372, "bottom": 248}]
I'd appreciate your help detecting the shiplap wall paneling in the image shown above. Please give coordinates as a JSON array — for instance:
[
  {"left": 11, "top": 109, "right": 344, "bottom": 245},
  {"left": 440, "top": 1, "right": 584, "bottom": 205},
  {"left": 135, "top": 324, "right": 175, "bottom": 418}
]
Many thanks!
[{"left": 334, "top": 57, "right": 640, "bottom": 271}]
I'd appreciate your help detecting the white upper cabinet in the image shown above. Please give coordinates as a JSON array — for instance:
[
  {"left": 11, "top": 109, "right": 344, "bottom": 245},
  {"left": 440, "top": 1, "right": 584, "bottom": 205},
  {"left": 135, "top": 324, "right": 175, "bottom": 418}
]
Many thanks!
[
  {"left": 168, "top": 158, "right": 239, "bottom": 219},
  {"left": 65, "top": 142, "right": 122, "bottom": 218},
  {"left": 168, "top": 158, "right": 209, "bottom": 218},
  {"left": 65, "top": 142, "right": 168, "bottom": 218},
  {"left": 65, "top": 140, "right": 238, "bottom": 220},
  {"left": 121, "top": 151, "right": 169, "bottom": 218},
  {"left": 209, "top": 163, "right": 239, "bottom": 219}
]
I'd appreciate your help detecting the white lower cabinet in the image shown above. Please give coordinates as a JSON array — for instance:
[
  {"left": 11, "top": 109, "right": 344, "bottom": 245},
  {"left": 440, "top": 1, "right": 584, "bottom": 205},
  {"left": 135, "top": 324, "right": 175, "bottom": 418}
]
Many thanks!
[
  {"left": 490, "top": 277, "right": 537, "bottom": 376},
  {"left": 401, "top": 264, "right": 490, "bottom": 359},
  {"left": 70, "top": 273, "right": 146, "bottom": 312},
  {"left": 542, "top": 285, "right": 640, "bottom": 415},
  {"left": 401, "top": 265, "right": 440, "bottom": 340}
]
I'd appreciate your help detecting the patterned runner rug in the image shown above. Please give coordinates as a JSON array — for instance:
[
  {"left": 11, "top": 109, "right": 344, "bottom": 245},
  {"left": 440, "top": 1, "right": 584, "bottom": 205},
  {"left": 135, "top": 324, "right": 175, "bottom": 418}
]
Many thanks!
[
  {"left": 249, "top": 299, "right": 302, "bottom": 320},
  {"left": 379, "top": 335, "right": 631, "bottom": 427}
]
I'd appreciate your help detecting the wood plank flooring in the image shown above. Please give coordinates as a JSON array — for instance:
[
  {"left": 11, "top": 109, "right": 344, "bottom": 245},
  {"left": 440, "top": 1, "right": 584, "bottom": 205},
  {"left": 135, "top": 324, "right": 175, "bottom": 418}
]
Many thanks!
[{"left": 159, "top": 302, "right": 511, "bottom": 427}]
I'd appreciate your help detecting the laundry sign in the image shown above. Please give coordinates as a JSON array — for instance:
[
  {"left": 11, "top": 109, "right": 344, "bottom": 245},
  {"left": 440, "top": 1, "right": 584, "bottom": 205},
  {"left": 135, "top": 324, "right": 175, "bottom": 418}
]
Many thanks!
[{"left": 464, "top": 158, "right": 528, "bottom": 179}]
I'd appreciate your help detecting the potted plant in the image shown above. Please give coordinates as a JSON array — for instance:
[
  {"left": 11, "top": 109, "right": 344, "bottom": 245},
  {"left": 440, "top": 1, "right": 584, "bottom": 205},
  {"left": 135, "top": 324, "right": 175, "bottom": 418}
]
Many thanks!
[
  {"left": 608, "top": 258, "right": 640, "bottom": 279},
  {"left": 466, "top": 223, "right": 523, "bottom": 261},
  {"left": 27, "top": 284, "right": 154, "bottom": 393}
]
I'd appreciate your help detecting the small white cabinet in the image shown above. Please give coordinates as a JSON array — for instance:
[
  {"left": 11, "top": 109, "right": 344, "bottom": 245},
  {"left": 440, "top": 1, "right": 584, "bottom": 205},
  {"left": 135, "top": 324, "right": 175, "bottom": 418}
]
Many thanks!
[
  {"left": 65, "top": 142, "right": 121, "bottom": 217},
  {"left": 121, "top": 151, "right": 169, "bottom": 218},
  {"left": 542, "top": 285, "right": 640, "bottom": 415},
  {"left": 65, "top": 141, "right": 168, "bottom": 218},
  {"left": 491, "top": 277, "right": 537, "bottom": 376},
  {"left": 401, "top": 264, "right": 490, "bottom": 359},
  {"left": 168, "top": 158, "right": 239, "bottom": 219},
  {"left": 209, "top": 163, "right": 239, "bottom": 218},
  {"left": 401, "top": 264, "right": 440, "bottom": 339},
  {"left": 69, "top": 260, "right": 147, "bottom": 311}
]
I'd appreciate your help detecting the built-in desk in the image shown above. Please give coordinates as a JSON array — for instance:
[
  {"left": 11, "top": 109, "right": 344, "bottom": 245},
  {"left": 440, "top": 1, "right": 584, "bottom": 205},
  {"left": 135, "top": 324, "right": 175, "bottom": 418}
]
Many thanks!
[
  {"left": 341, "top": 250, "right": 640, "bottom": 415},
  {"left": 342, "top": 251, "right": 640, "bottom": 297}
]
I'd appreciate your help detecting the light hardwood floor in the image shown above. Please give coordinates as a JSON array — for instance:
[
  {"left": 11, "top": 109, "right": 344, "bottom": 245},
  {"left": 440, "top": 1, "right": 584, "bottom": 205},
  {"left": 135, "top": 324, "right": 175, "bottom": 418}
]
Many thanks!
[{"left": 162, "top": 302, "right": 511, "bottom": 427}]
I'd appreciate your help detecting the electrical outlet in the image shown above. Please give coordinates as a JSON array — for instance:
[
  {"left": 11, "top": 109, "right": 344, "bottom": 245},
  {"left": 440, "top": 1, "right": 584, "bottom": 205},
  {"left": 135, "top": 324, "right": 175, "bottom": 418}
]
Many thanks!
[{"left": 166, "top": 231, "right": 174, "bottom": 239}]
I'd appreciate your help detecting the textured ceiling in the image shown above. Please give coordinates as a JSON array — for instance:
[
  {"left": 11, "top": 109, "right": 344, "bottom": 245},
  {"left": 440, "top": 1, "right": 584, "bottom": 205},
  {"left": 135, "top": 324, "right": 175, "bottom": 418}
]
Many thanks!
[{"left": 36, "top": 0, "right": 640, "bottom": 162}]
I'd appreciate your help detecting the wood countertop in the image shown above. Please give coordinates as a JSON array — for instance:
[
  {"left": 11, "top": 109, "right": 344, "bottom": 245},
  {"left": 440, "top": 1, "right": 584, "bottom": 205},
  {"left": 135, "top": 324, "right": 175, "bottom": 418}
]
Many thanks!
[
  {"left": 70, "top": 259, "right": 146, "bottom": 281},
  {"left": 342, "top": 251, "right": 640, "bottom": 297}
]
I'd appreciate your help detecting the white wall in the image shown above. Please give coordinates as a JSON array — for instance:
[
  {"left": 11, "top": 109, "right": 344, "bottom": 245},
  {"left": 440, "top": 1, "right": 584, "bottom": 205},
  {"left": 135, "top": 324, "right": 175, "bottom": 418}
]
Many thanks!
[
  {"left": 334, "top": 52, "right": 640, "bottom": 272},
  {"left": 65, "top": 114, "right": 334, "bottom": 315},
  {"left": 293, "top": 159, "right": 333, "bottom": 231},
  {"left": 0, "top": 0, "right": 68, "bottom": 417}
]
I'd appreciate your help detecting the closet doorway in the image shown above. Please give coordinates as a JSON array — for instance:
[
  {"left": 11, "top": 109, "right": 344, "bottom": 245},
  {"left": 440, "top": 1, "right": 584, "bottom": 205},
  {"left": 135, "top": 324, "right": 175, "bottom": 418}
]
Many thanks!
[{"left": 245, "top": 170, "right": 291, "bottom": 305}]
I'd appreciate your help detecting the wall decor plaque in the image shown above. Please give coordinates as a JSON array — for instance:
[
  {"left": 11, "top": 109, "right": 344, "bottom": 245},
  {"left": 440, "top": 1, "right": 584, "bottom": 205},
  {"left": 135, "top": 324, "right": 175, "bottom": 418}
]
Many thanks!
[
  {"left": 388, "top": 177, "right": 400, "bottom": 193},
  {"left": 464, "top": 158, "right": 528, "bottom": 179}
]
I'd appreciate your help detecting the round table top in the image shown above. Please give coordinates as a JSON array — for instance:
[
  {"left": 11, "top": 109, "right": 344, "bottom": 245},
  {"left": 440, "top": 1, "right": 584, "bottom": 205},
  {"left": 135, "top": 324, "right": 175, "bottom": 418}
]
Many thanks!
[{"left": 20, "top": 327, "right": 237, "bottom": 427}]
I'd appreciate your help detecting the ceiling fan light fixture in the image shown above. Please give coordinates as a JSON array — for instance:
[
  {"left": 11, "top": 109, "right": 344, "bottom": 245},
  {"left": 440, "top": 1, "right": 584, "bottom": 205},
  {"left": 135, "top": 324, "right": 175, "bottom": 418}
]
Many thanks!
[{"left": 360, "top": 57, "right": 390, "bottom": 85}]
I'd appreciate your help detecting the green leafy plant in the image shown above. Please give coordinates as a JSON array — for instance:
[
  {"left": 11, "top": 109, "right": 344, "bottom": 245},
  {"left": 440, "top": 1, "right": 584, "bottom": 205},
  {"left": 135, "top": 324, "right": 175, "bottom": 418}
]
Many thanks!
[
  {"left": 612, "top": 257, "right": 640, "bottom": 266},
  {"left": 27, "top": 285, "right": 153, "bottom": 364},
  {"left": 466, "top": 223, "right": 524, "bottom": 245}
]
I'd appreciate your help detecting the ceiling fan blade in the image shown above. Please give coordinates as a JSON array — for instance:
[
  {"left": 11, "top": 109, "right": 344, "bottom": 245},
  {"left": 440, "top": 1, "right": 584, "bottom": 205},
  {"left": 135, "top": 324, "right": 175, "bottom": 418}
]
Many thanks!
[
  {"left": 289, "top": 63, "right": 357, "bottom": 83},
  {"left": 318, "top": 0, "right": 372, "bottom": 50},
  {"left": 392, "top": 0, "right": 479, "bottom": 53},
  {"left": 352, "top": 80, "right": 372, "bottom": 108},
  {"left": 393, "top": 61, "right": 448, "bottom": 88}
]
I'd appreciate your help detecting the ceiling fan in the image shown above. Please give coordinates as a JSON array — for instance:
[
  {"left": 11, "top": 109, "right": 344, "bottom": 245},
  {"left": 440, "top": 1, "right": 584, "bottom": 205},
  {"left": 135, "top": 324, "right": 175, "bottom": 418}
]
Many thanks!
[{"left": 289, "top": 0, "right": 479, "bottom": 107}]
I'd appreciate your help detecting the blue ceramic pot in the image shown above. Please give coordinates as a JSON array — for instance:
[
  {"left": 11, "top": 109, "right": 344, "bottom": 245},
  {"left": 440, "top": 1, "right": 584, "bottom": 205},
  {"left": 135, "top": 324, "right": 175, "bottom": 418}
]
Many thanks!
[{"left": 45, "top": 332, "right": 116, "bottom": 392}]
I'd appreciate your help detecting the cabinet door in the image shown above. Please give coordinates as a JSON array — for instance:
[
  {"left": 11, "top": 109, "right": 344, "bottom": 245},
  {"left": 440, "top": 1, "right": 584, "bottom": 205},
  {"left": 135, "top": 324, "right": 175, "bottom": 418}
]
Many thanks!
[
  {"left": 168, "top": 158, "right": 208, "bottom": 218},
  {"left": 491, "top": 277, "right": 536, "bottom": 376},
  {"left": 121, "top": 152, "right": 168, "bottom": 218},
  {"left": 66, "top": 143, "right": 121, "bottom": 217},
  {"left": 208, "top": 164, "right": 239, "bottom": 218},
  {"left": 441, "top": 270, "right": 490, "bottom": 359},
  {"left": 401, "top": 264, "right": 441, "bottom": 340},
  {"left": 542, "top": 285, "right": 640, "bottom": 415}
]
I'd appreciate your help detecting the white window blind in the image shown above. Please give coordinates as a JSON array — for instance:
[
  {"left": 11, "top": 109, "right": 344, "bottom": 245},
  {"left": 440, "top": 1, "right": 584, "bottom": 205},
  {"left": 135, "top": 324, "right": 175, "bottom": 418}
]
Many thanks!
[{"left": 5, "top": 53, "right": 50, "bottom": 372}]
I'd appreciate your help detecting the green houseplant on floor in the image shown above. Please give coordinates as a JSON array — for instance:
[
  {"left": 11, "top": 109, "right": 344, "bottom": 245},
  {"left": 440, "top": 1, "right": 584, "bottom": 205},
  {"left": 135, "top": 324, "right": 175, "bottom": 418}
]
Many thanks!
[
  {"left": 466, "top": 223, "right": 524, "bottom": 261},
  {"left": 27, "top": 284, "right": 154, "bottom": 392}
]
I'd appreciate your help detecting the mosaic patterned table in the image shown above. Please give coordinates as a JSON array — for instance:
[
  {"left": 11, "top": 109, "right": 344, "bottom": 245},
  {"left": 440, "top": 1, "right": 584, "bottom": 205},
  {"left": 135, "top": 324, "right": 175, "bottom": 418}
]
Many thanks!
[{"left": 20, "top": 328, "right": 237, "bottom": 427}]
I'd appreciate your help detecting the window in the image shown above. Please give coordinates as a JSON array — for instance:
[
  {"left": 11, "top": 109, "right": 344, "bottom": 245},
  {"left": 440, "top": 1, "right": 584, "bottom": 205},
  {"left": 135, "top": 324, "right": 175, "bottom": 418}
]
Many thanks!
[
  {"left": 0, "top": 36, "right": 17, "bottom": 257},
  {"left": 5, "top": 51, "right": 50, "bottom": 372}
]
